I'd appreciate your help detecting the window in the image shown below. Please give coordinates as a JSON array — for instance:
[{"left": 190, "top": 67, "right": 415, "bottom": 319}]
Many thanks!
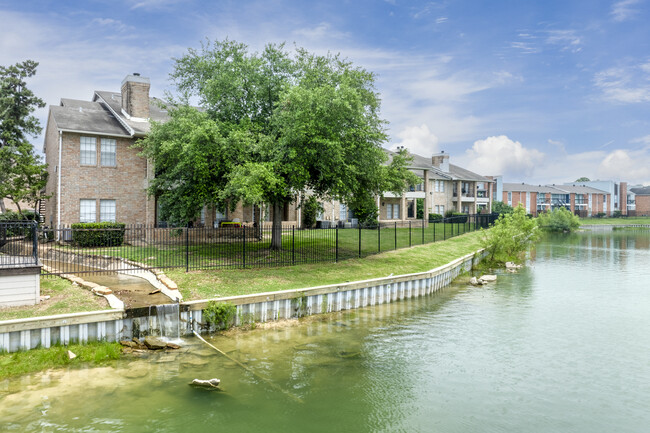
[
  {"left": 80, "top": 137, "right": 97, "bottom": 165},
  {"left": 80, "top": 199, "right": 96, "bottom": 223},
  {"left": 101, "top": 138, "right": 116, "bottom": 166},
  {"left": 339, "top": 204, "right": 347, "bottom": 221},
  {"left": 434, "top": 180, "right": 445, "bottom": 193},
  {"left": 386, "top": 203, "right": 400, "bottom": 219},
  {"left": 407, "top": 200, "right": 415, "bottom": 218},
  {"left": 99, "top": 200, "right": 116, "bottom": 222},
  {"left": 507, "top": 192, "right": 512, "bottom": 205}
]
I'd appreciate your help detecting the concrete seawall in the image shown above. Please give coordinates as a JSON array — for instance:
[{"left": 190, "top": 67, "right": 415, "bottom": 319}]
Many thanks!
[{"left": 0, "top": 249, "right": 484, "bottom": 353}]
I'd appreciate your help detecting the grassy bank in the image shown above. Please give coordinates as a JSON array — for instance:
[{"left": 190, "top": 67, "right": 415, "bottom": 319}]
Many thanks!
[
  {"left": 169, "top": 230, "right": 484, "bottom": 300},
  {"left": 0, "top": 341, "right": 122, "bottom": 380},
  {"left": 579, "top": 217, "right": 650, "bottom": 225},
  {"left": 0, "top": 277, "right": 109, "bottom": 322}
]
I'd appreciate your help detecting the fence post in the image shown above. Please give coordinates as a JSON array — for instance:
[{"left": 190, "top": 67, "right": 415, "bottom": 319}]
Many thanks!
[
  {"left": 242, "top": 225, "right": 247, "bottom": 268},
  {"left": 185, "top": 224, "right": 189, "bottom": 272},
  {"left": 358, "top": 224, "right": 361, "bottom": 258},
  {"left": 292, "top": 226, "right": 295, "bottom": 265},
  {"left": 394, "top": 221, "right": 397, "bottom": 250},
  {"left": 378, "top": 222, "right": 381, "bottom": 253},
  {"left": 32, "top": 222, "right": 38, "bottom": 265},
  {"left": 422, "top": 220, "right": 424, "bottom": 245},
  {"left": 409, "top": 221, "right": 411, "bottom": 247},
  {"left": 433, "top": 220, "right": 436, "bottom": 242},
  {"left": 335, "top": 227, "right": 339, "bottom": 263}
]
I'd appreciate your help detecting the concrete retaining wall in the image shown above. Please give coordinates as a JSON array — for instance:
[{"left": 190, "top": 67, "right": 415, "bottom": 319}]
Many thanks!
[{"left": 0, "top": 250, "right": 483, "bottom": 353}]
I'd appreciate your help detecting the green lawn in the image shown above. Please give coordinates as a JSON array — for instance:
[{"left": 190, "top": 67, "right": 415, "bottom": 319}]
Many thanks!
[
  {"left": 0, "top": 277, "right": 109, "bottom": 321},
  {"left": 169, "top": 230, "right": 485, "bottom": 300},
  {"left": 47, "top": 221, "right": 479, "bottom": 271},
  {"left": 579, "top": 217, "right": 650, "bottom": 225}
]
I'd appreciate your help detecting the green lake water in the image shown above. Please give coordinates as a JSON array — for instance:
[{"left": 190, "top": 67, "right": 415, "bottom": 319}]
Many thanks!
[{"left": 1, "top": 229, "right": 649, "bottom": 432}]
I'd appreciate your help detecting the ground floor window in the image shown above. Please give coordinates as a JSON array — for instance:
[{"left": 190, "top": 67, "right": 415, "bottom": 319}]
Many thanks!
[
  {"left": 80, "top": 199, "right": 96, "bottom": 223},
  {"left": 99, "top": 199, "right": 116, "bottom": 222},
  {"left": 407, "top": 200, "right": 415, "bottom": 218},
  {"left": 386, "top": 203, "right": 400, "bottom": 219},
  {"left": 435, "top": 205, "right": 445, "bottom": 215}
]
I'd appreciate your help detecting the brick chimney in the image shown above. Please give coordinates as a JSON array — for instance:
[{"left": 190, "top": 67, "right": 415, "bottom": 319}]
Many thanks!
[
  {"left": 121, "top": 73, "right": 150, "bottom": 119},
  {"left": 432, "top": 151, "right": 450, "bottom": 172}
]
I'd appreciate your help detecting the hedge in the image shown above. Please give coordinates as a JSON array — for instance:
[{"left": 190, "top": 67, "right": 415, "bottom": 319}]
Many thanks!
[
  {"left": 70, "top": 222, "right": 126, "bottom": 247},
  {"left": 428, "top": 213, "right": 443, "bottom": 222}
]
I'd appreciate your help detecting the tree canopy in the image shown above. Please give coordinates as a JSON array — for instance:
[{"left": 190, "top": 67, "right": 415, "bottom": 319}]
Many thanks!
[
  {"left": 575, "top": 177, "right": 590, "bottom": 182},
  {"left": 0, "top": 60, "right": 48, "bottom": 216},
  {"left": 138, "top": 39, "right": 417, "bottom": 246}
]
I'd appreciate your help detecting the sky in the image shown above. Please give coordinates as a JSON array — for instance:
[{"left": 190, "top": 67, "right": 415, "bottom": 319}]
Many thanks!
[{"left": 2, "top": 0, "right": 650, "bottom": 185}]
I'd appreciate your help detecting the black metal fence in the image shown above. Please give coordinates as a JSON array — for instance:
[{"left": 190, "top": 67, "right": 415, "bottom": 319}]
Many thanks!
[
  {"left": 0, "top": 221, "right": 39, "bottom": 268},
  {"left": 27, "top": 214, "right": 496, "bottom": 276}
]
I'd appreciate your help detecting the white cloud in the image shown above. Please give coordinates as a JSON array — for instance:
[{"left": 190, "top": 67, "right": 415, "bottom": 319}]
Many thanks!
[
  {"left": 461, "top": 135, "right": 545, "bottom": 177},
  {"left": 611, "top": 0, "right": 641, "bottom": 22},
  {"left": 598, "top": 149, "right": 650, "bottom": 181},
  {"left": 293, "top": 22, "right": 350, "bottom": 41},
  {"left": 594, "top": 65, "right": 650, "bottom": 103},
  {"left": 391, "top": 124, "right": 439, "bottom": 156},
  {"left": 127, "top": 0, "right": 185, "bottom": 10},
  {"left": 545, "top": 30, "right": 582, "bottom": 52}
]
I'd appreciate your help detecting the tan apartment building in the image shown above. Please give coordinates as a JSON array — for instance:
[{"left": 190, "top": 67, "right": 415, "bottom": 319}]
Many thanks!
[{"left": 377, "top": 150, "right": 493, "bottom": 224}]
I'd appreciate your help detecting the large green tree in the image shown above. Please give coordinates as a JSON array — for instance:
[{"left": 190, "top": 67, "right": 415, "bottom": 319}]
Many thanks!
[
  {"left": 138, "top": 40, "right": 416, "bottom": 248},
  {"left": 0, "top": 60, "right": 48, "bottom": 217}
]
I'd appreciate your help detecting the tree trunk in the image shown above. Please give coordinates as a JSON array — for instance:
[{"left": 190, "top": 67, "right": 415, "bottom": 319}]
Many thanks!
[
  {"left": 270, "top": 202, "right": 283, "bottom": 250},
  {"left": 0, "top": 198, "right": 5, "bottom": 213}
]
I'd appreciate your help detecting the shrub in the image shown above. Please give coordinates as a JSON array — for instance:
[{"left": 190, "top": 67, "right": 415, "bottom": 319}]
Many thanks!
[
  {"left": 428, "top": 213, "right": 443, "bottom": 222},
  {"left": 203, "top": 301, "right": 237, "bottom": 330},
  {"left": 537, "top": 207, "right": 580, "bottom": 232},
  {"left": 301, "top": 195, "right": 323, "bottom": 229},
  {"left": 492, "top": 201, "right": 514, "bottom": 215},
  {"left": 70, "top": 222, "right": 126, "bottom": 247},
  {"left": 595, "top": 212, "right": 606, "bottom": 218},
  {"left": 350, "top": 195, "right": 378, "bottom": 228},
  {"left": 0, "top": 210, "right": 40, "bottom": 223},
  {"left": 481, "top": 204, "right": 539, "bottom": 264},
  {"left": 450, "top": 212, "right": 468, "bottom": 223},
  {"left": 613, "top": 210, "right": 622, "bottom": 218}
]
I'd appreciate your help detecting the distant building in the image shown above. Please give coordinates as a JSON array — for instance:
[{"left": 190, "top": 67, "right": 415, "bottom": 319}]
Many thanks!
[
  {"left": 562, "top": 180, "right": 628, "bottom": 216},
  {"left": 501, "top": 183, "right": 610, "bottom": 217},
  {"left": 628, "top": 186, "right": 650, "bottom": 216}
]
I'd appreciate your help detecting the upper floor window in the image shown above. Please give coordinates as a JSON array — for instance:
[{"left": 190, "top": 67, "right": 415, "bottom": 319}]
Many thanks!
[
  {"left": 100, "top": 199, "right": 116, "bottom": 222},
  {"left": 80, "top": 199, "right": 96, "bottom": 223},
  {"left": 434, "top": 180, "right": 445, "bottom": 192},
  {"left": 101, "top": 138, "right": 117, "bottom": 167},
  {"left": 80, "top": 137, "right": 96, "bottom": 165}
]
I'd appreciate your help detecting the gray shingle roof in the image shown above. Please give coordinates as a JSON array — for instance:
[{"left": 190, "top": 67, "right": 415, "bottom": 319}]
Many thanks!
[
  {"left": 93, "top": 91, "right": 170, "bottom": 136},
  {"left": 50, "top": 101, "right": 130, "bottom": 136},
  {"left": 503, "top": 183, "right": 564, "bottom": 193},
  {"left": 630, "top": 186, "right": 650, "bottom": 195},
  {"left": 448, "top": 164, "right": 490, "bottom": 182},
  {"left": 553, "top": 184, "right": 607, "bottom": 194},
  {"left": 384, "top": 149, "right": 488, "bottom": 181}
]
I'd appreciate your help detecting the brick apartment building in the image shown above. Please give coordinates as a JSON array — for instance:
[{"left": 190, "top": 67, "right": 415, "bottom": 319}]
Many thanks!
[
  {"left": 629, "top": 186, "right": 650, "bottom": 216},
  {"left": 43, "top": 74, "right": 493, "bottom": 229},
  {"left": 502, "top": 183, "right": 611, "bottom": 217},
  {"left": 42, "top": 74, "right": 300, "bottom": 229}
]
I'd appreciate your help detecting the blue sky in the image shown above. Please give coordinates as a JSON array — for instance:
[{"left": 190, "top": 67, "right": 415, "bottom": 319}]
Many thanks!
[{"left": 2, "top": 0, "right": 650, "bottom": 184}]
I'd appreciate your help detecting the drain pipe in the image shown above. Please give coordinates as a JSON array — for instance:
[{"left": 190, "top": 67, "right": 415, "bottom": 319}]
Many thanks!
[
  {"left": 191, "top": 328, "right": 303, "bottom": 403},
  {"left": 56, "top": 129, "right": 63, "bottom": 239}
]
